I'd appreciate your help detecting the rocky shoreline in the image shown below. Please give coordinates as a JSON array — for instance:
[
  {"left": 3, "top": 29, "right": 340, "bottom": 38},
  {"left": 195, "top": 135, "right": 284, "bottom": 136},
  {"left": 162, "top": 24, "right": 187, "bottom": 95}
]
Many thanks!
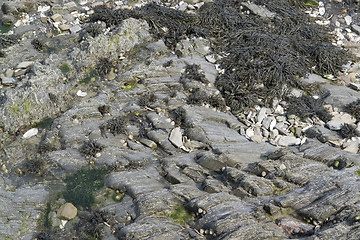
[{"left": 1, "top": 0, "right": 360, "bottom": 239}]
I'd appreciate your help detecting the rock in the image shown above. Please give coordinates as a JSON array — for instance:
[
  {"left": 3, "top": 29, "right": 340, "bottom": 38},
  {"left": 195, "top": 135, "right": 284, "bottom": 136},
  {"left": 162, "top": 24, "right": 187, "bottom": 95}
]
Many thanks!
[
  {"left": 349, "top": 82, "right": 360, "bottom": 91},
  {"left": 169, "top": 127, "right": 183, "bottom": 148},
  {"left": 178, "top": 2, "right": 188, "bottom": 11},
  {"left": 16, "top": 61, "right": 34, "bottom": 69},
  {"left": 343, "top": 141, "right": 358, "bottom": 153},
  {"left": 59, "top": 24, "right": 71, "bottom": 31},
  {"left": 257, "top": 107, "right": 267, "bottom": 123},
  {"left": 4, "top": 69, "right": 13, "bottom": 77},
  {"left": 23, "top": 128, "right": 38, "bottom": 139},
  {"left": 246, "top": 128, "right": 254, "bottom": 138},
  {"left": 64, "top": 2, "right": 77, "bottom": 11},
  {"left": 345, "top": 15, "right": 352, "bottom": 25},
  {"left": 300, "top": 74, "right": 329, "bottom": 85},
  {"left": 241, "top": 2, "right": 276, "bottom": 18},
  {"left": 51, "top": 13, "right": 62, "bottom": 22},
  {"left": 1, "top": 14, "right": 16, "bottom": 25},
  {"left": 57, "top": 203, "right": 77, "bottom": 220},
  {"left": 70, "top": 24, "right": 81, "bottom": 34},
  {"left": 277, "top": 136, "right": 300, "bottom": 146},
  {"left": 76, "top": 90, "right": 87, "bottom": 97},
  {"left": 326, "top": 120, "right": 344, "bottom": 130},
  {"left": 1, "top": 77, "right": 16, "bottom": 85},
  {"left": 251, "top": 134, "right": 263, "bottom": 143},
  {"left": 351, "top": 24, "right": 360, "bottom": 35},
  {"left": 276, "top": 217, "right": 314, "bottom": 236},
  {"left": 139, "top": 138, "right": 157, "bottom": 149}
]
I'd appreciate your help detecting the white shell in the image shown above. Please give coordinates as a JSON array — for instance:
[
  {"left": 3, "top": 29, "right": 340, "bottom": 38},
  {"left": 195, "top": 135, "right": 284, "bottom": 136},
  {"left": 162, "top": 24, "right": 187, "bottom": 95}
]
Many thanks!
[
  {"left": 23, "top": 128, "right": 38, "bottom": 139},
  {"left": 76, "top": 90, "right": 87, "bottom": 97}
]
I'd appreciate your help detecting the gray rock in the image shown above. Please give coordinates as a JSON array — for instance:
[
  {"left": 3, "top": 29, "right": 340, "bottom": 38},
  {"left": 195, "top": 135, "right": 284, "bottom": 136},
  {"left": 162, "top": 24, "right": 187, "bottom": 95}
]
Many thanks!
[
  {"left": 321, "top": 84, "right": 360, "bottom": 109},
  {"left": 351, "top": 24, "right": 360, "bottom": 35},
  {"left": 169, "top": 127, "right": 183, "bottom": 148},
  {"left": 241, "top": 2, "right": 276, "bottom": 18},
  {"left": 16, "top": 61, "right": 34, "bottom": 69},
  {"left": 300, "top": 73, "right": 329, "bottom": 84},
  {"left": 63, "top": 2, "right": 77, "bottom": 11},
  {"left": 277, "top": 136, "right": 300, "bottom": 146},
  {"left": 0, "top": 14, "right": 16, "bottom": 25},
  {"left": 326, "top": 119, "right": 344, "bottom": 130},
  {"left": 51, "top": 13, "right": 62, "bottom": 22},
  {"left": 1, "top": 76, "right": 16, "bottom": 85},
  {"left": 69, "top": 25, "right": 81, "bottom": 34}
]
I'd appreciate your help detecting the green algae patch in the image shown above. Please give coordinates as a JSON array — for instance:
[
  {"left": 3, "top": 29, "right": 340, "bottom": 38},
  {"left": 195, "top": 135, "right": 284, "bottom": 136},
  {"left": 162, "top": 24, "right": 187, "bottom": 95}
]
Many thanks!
[
  {"left": 80, "top": 67, "right": 98, "bottom": 84},
  {"left": 0, "top": 23, "right": 13, "bottom": 34},
  {"left": 34, "top": 117, "right": 53, "bottom": 129},
  {"left": 166, "top": 204, "right": 193, "bottom": 225},
  {"left": 302, "top": 0, "right": 318, "bottom": 7},
  {"left": 59, "top": 63, "right": 71, "bottom": 74},
  {"left": 63, "top": 168, "right": 108, "bottom": 209},
  {"left": 355, "top": 170, "right": 360, "bottom": 176}
]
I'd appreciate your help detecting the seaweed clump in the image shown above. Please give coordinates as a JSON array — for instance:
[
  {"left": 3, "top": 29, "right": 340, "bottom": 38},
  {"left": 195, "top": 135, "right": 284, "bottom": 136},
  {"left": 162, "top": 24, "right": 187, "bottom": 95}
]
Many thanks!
[
  {"left": 100, "top": 116, "right": 128, "bottom": 136},
  {"left": 74, "top": 211, "right": 104, "bottom": 239},
  {"left": 23, "top": 158, "right": 47, "bottom": 176},
  {"left": 31, "top": 38, "right": 46, "bottom": 51},
  {"left": 345, "top": 99, "right": 360, "bottom": 122},
  {"left": 180, "top": 64, "right": 209, "bottom": 84},
  {"left": 339, "top": 123, "right": 359, "bottom": 139},
  {"left": 286, "top": 91, "right": 332, "bottom": 122},
  {"left": 96, "top": 57, "right": 113, "bottom": 77},
  {"left": 79, "top": 140, "right": 105, "bottom": 158},
  {"left": 89, "top": 0, "right": 353, "bottom": 115},
  {"left": 98, "top": 105, "right": 111, "bottom": 115}
]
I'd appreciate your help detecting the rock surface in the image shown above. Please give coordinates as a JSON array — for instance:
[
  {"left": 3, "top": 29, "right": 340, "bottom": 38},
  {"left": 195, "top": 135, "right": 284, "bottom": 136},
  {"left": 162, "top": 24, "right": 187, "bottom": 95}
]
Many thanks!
[{"left": 0, "top": 0, "right": 360, "bottom": 239}]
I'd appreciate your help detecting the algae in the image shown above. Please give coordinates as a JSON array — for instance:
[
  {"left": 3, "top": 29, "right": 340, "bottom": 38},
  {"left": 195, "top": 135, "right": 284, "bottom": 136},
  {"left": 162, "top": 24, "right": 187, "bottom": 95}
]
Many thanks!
[
  {"left": 59, "top": 63, "right": 71, "bottom": 74},
  {"left": 62, "top": 168, "right": 108, "bottom": 209},
  {"left": 34, "top": 117, "right": 53, "bottom": 129},
  {"left": 166, "top": 204, "right": 193, "bottom": 225}
]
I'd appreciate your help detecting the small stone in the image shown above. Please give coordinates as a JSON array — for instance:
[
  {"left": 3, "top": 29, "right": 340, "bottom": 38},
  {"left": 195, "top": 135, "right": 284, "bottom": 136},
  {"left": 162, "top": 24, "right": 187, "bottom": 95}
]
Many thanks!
[
  {"left": 269, "top": 118, "right": 277, "bottom": 131},
  {"left": 279, "top": 164, "right": 286, "bottom": 170},
  {"left": 349, "top": 83, "right": 360, "bottom": 91},
  {"left": 139, "top": 138, "right": 157, "bottom": 149},
  {"left": 70, "top": 25, "right": 81, "bottom": 34},
  {"left": 270, "top": 129, "right": 279, "bottom": 139},
  {"left": 178, "top": 2, "right": 188, "bottom": 11},
  {"left": 95, "top": 152, "right": 101, "bottom": 158},
  {"left": 23, "top": 128, "right": 38, "bottom": 139},
  {"left": 257, "top": 107, "right": 267, "bottom": 123},
  {"left": 4, "top": 69, "right": 13, "bottom": 77},
  {"left": 51, "top": 13, "right": 62, "bottom": 22},
  {"left": 76, "top": 90, "right": 87, "bottom": 97},
  {"left": 277, "top": 136, "right": 300, "bottom": 146},
  {"left": 72, "top": 119, "right": 79, "bottom": 124},
  {"left": 343, "top": 142, "right": 359, "bottom": 153},
  {"left": 1, "top": 77, "right": 16, "bottom": 85},
  {"left": 57, "top": 203, "right": 77, "bottom": 220},
  {"left": 345, "top": 15, "right": 352, "bottom": 25},
  {"left": 251, "top": 135, "right": 263, "bottom": 143},
  {"left": 59, "top": 24, "right": 71, "bottom": 31},
  {"left": 274, "top": 105, "right": 284, "bottom": 115},
  {"left": 246, "top": 128, "right": 254, "bottom": 138},
  {"left": 16, "top": 61, "right": 34, "bottom": 69},
  {"left": 169, "top": 127, "right": 183, "bottom": 148},
  {"left": 351, "top": 24, "right": 360, "bottom": 35},
  {"left": 326, "top": 120, "right": 344, "bottom": 130},
  {"left": 64, "top": 2, "right": 77, "bottom": 11},
  {"left": 205, "top": 54, "right": 216, "bottom": 63},
  {"left": 40, "top": 16, "right": 47, "bottom": 23},
  {"left": 319, "top": 6, "right": 325, "bottom": 16},
  {"left": 14, "top": 69, "right": 27, "bottom": 77}
]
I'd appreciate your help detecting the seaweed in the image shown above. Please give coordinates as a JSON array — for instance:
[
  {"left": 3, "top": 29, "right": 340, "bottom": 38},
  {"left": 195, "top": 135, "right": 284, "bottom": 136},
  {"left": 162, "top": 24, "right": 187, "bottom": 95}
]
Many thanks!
[
  {"left": 63, "top": 168, "right": 108, "bottom": 209},
  {"left": 138, "top": 92, "right": 157, "bottom": 107},
  {"left": 79, "top": 140, "right": 105, "bottom": 157},
  {"left": 35, "top": 232, "right": 52, "bottom": 240},
  {"left": 339, "top": 123, "right": 359, "bottom": 139},
  {"left": 98, "top": 105, "right": 111, "bottom": 116},
  {"left": 23, "top": 158, "right": 47, "bottom": 176},
  {"left": 0, "top": 35, "right": 18, "bottom": 48},
  {"left": 171, "top": 107, "right": 186, "bottom": 126},
  {"left": 88, "top": 0, "right": 353, "bottom": 116},
  {"left": 74, "top": 211, "right": 104, "bottom": 239},
  {"left": 286, "top": 91, "right": 332, "bottom": 122},
  {"left": 187, "top": 88, "right": 208, "bottom": 105},
  {"left": 96, "top": 58, "right": 113, "bottom": 77},
  {"left": 100, "top": 116, "right": 128, "bottom": 136},
  {"left": 31, "top": 38, "right": 46, "bottom": 51},
  {"left": 180, "top": 64, "right": 209, "bottom": 84},
  {"left": 345, "top": 99, "right": 360, "bottom": 122}
]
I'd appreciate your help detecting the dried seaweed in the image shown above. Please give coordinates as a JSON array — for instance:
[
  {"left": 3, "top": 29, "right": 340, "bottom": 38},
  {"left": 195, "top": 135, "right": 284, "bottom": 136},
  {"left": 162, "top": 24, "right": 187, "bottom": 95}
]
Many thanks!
[
  {"left": 98, "top": 105, "right": 111, "bottom": 116},
  {"left": 138, "top": 92, "right": 157, "bottom": 107},
  {"left": 345, "top": 99, "right": 360, "bottom": 122},
  {"left": 31, "top": 38, "right": 46, "bottom": 51},
  {"left": 79, "top": 140, "right": 104, "bottom": 157},
  {"left": 180, "top": 64, "right": 209, "bottom": 84},
  {"left": 339, "top": 123, "right": 359, "bottom": 139},
  {"left": 96, "top": 58, "right": 113, "bottom": 77},
  {"left": 89, "top": 0, "right": 353, "bottom": 115},
  {"left": 286, "top": 91, "right": 332, "bottom": 122},
  {"left": 23, "top": 158, "right": 47, "bottom": 175},
  {"left": 100, "top": 116, "right": 128, "bottom": 135}
]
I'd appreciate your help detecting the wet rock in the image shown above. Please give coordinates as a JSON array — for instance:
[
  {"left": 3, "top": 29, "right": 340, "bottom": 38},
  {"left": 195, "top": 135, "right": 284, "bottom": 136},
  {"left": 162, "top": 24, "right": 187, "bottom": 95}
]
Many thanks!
[
  {"left": 57, "top": 203, "right": 77, "bottom": 220},
  {"left": 276, "top": 217, "right": 314, "bottom": 237}
]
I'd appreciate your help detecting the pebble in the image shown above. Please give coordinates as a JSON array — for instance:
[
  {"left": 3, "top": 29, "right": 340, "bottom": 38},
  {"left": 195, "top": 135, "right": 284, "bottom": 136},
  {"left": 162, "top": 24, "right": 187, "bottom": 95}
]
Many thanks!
[
  {"left": 257, "top": 107, "right": 267, "bottom": 123},
  {"left": 57, "top": 203, "right": 77, "bottom": 220},
  {"left": 4, "top": 69, "right": 14, "bottom": 77},
  {"left": 251, "top": 135, "right": 263, "bottom": 143},
  {"left": 70, "top": 25, "right": 81, "bottom": 34},
  {"left": 245, "top": 128, "right": 255, "bottom": 138},
  {"left": 76, "top": 90, "right": 87, "bottom": 97},
  {"left": 23, "top": 128, "right": 39, "bottom": 139},
  {"left": 351, "top": 24, "right": 360, "bottom": 35},
  {"left": 326, "top": 120, "right": 344, "bottom": 130},
  {"left": 345, "top": 15, "right": 352, "bottom": 25},
  {"left": 277, "top": 136, "right": 300, "bottom": 146},
  {"left": 169, "top": 127, "right": 183, "bottom": 148},
  {"left": 51, "top": 13, "right": 63, "bottom": 22},
  {"left": 16, "top": 61, "right": 34, "bottom": 69},
  {"left": 343, "top": 141, "right": 359, "bottom": 153},
  {"left": 1, "top": 77, "right": 16, "bottom": 85}
]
